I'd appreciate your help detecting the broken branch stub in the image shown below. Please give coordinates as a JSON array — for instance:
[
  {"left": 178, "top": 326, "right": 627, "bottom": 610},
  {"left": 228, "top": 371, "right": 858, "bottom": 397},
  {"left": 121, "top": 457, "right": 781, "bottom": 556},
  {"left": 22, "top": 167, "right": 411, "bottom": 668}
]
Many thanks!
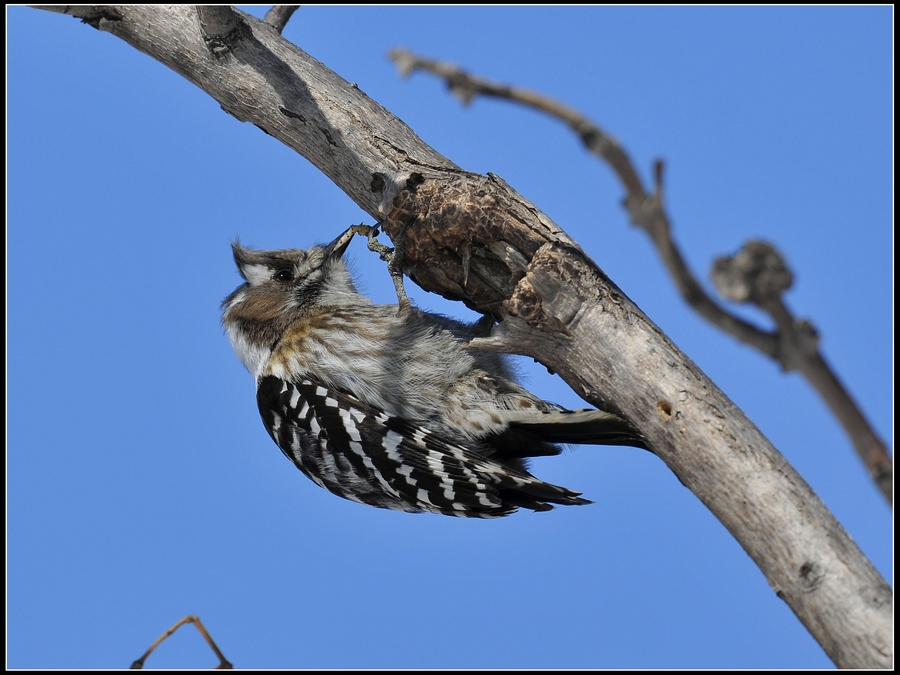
[{"left": 378, "top": 171, "right": 603, "bottom": 331}]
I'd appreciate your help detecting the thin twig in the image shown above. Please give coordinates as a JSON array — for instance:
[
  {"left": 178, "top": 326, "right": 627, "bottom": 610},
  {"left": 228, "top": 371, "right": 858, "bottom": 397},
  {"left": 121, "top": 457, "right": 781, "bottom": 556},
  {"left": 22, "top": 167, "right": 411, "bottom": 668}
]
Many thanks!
[
  {"left": 263, "top": 5, "right": 299, "bottom": 34},
  {"left": 387, "top": 48, "right": 892, "bottom": 504},
  {"left": 130, "top": 615, "right": 233, "bottom": 669}
]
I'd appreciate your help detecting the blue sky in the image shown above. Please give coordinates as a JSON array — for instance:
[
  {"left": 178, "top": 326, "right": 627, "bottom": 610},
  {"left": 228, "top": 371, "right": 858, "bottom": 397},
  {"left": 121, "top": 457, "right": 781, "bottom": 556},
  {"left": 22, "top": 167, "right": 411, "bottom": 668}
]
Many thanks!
[{"left": 7, "top": 5, "right": 892, "bottom": 669}]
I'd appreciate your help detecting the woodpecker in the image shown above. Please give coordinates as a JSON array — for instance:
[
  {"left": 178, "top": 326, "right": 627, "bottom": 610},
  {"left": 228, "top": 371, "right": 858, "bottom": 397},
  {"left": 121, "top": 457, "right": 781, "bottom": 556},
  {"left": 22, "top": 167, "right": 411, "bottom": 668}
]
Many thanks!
[{"left": 222, "top": 227, "right": 645, "bottom": 518}]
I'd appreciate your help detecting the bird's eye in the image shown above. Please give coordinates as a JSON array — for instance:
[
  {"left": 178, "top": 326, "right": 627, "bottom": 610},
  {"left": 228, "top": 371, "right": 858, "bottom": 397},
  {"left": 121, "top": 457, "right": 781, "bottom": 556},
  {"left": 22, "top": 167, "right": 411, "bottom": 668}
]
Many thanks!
[{"left": 273, "top": 269, "right": 294, "bottom": 283}]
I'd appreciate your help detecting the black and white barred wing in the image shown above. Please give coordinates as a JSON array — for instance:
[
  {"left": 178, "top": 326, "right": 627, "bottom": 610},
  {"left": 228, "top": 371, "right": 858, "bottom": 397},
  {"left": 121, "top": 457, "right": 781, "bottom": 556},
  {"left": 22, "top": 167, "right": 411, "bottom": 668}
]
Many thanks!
[{"left": 255, "top": 374, "right": 590, "bottom": 518}]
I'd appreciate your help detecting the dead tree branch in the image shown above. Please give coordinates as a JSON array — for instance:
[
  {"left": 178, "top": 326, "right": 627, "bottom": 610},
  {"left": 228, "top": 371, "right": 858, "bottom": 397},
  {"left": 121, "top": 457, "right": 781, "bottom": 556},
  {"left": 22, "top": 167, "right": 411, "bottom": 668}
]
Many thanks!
[
  {"left": 387, "top": 48, "right": 892, "bottom": 505},
  {"left": 263, "top": 5, "right": 299, "bottom": 34},
  {"left": 30, "top": 6, "right": 892, "bottom": 668}
]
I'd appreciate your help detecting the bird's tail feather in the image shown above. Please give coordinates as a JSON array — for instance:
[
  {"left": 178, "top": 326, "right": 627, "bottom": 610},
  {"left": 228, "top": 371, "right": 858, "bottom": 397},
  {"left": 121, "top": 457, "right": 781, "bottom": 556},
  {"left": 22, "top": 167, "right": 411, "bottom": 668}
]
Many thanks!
[{"left": 501, "top": 409, "right": 649, "bottom": 450}]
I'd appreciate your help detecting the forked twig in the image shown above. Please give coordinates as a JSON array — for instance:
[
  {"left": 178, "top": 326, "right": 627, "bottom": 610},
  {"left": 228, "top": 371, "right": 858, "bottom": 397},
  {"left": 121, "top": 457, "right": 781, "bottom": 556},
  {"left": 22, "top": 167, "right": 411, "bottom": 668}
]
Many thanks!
[
  {"left": 130, "top": 615, "right": 232, "bottom": 669},
  {"left": 388, "top": 48, "right": 892, "bottom": 504}
]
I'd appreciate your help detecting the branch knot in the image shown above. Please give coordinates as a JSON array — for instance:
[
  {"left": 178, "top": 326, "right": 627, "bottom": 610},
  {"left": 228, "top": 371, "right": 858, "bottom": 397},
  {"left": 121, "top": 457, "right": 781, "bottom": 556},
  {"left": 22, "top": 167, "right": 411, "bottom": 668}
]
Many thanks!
[{"left": 711, "top": 240, "right": 793, "bottom": 305}]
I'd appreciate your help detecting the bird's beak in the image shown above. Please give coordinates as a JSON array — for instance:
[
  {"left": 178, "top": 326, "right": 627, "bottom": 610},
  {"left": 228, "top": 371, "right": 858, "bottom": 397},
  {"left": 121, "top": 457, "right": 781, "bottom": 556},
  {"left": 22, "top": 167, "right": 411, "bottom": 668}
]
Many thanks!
[{"left": 324, "top": 227, "right": 357, "bottom": 261}]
